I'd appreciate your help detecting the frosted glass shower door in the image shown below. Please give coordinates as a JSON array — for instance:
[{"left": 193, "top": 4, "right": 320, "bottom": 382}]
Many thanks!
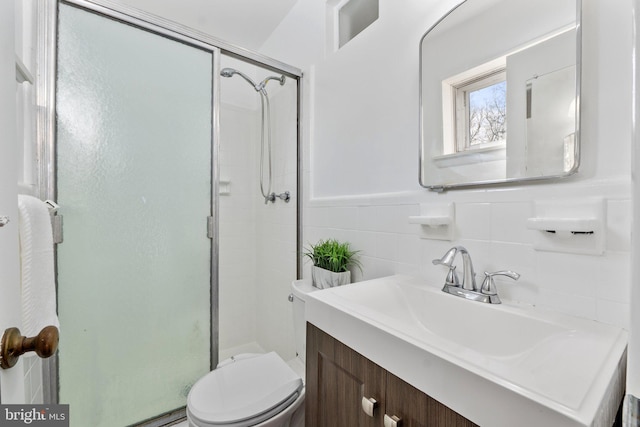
[{"left": 56, "top": 4, "right": 213, "bottom": 426}]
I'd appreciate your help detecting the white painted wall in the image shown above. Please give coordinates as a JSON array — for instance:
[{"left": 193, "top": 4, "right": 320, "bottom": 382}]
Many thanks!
[{"left": 261, "top": 0, "right": 633, "bottom": 327}]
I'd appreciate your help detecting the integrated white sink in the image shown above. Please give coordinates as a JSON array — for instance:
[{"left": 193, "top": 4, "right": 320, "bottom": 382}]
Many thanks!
[{"left": 305, "top": 274, "right": 627, "bottom": 427}]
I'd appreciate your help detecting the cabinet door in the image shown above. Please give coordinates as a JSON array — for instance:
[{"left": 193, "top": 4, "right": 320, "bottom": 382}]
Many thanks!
[
  {"left": 306, "top": 323, "right": 386, "bottom": 427},
  {"left": 386, "top": 372, "right": 478, "bottom": 427}
]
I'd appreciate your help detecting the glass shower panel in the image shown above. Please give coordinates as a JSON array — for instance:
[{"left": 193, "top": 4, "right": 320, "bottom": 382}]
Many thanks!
[{"left": 56, "top": 4, "right": 212, "bottom": 426}]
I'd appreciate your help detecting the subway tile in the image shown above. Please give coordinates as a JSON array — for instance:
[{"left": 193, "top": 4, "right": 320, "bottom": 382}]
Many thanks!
[
  {"left": 535, "top": 251, "right": 599, "bottom": 299},
  {"left": 359, "top": 256, "right": 396, "bottom": 281},
  {"left": 304, "top": 207, "right": 326, "bottom": 228},
  {"left": 358, "top": 205, "right": 418, "bottom": 234},
  {"left": 536, "top": 289, "right": 598, "bottom": 321},
  {"left": 394, "top": 234, "right": 422, "bottom": 266},
  {"left": 455, "top": 203, "right": 491, "bottom": 241},
  {"left": 452, "top": 239, "right": 493, "bottom": 273},
  {"left": 357, "top": 206, "right": 382, "bottom": 232},
  {"left": 594, "top": 252, "right": 631, "bottom": 303},
  {"left": 489, "top": 242, "right": 537, "bottom": 287},
  {"left": 596, "top": 299, "right": 630, "bottom": 329},
  {"left": 606, "top": 199, "right": 631, "bottom": 252},
  {"left": 496, "top": 279, "right": 541, "bottom": 306},
  {"left": 306, "top": 193, "right": 630, "bottom": 324},
  {"left": 490, "top": 201, "right": 534, "bottom": 244},
  {"left": 325, "top": 206, "right": 358, "bottom": 229},
  {"left": 348, "top": 231, "right": 377, "bottom": 259},
  {"left": 373, "top": 232, "right": 398, "bottom": 261},
  {"left": 393, "top": 262, "right": 421, "bottom": 276}
]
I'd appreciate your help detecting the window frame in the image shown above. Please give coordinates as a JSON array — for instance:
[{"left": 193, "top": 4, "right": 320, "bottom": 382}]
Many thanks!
[{"left": 441, "top": 57, "right": 507, "bottom": 157}]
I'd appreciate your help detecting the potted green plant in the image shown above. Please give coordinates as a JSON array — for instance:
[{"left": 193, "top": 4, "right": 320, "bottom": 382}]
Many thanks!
[{"left": 304, "top": 239, "right": 361, "bottom": 289}]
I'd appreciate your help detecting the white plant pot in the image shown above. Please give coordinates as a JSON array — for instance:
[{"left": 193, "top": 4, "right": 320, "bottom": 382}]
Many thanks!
[{"left": 311, "top": 266, "right": 351, "bottom": 289}]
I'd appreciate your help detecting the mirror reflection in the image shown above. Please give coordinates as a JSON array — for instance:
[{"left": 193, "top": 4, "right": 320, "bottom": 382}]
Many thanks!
[{"left": 419, "top": 0, "right": 580, "bottom": 190}]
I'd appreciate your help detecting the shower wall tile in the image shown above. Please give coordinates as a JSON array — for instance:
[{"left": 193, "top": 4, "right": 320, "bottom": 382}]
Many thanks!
[
  {"left": 218, "top": 103, "right": 259, "bottom": 356},
  {"left": 253, "top": 77, "right": 299, "bottom": 361}
]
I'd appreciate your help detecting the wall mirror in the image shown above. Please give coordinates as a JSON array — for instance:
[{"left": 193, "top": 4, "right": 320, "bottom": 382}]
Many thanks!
[{"left": 419, "top": 0, "right": 580, "bottom": 191}]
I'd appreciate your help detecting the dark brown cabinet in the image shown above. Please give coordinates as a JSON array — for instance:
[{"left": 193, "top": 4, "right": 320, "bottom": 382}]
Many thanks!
[{"left": 306, "top": 323, "right": 478, "bottom": 427}]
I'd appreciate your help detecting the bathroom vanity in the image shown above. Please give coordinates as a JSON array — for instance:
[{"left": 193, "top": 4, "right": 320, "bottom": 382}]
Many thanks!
[
  {"left": 305, "top": 323, "right": 477, "bottom": 426},
  {"left": 304, "top": 275, "right": 627, "bottom": 427}
]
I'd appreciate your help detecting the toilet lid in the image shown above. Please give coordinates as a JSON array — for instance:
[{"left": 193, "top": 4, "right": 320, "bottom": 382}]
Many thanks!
[{"left": 188, "top": 352, "right": 303, "bottom": 425}]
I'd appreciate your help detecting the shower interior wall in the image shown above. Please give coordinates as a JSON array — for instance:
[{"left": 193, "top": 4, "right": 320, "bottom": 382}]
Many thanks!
[{"left": 218, "top": 56, "right": 298, "bottom": 363}]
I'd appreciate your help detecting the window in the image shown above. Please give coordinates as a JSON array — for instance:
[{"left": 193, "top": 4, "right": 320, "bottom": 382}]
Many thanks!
[
  {"left": 455, "top": 71, "right": 506, "bottom": 152},
  {"left": 441, "top": 59, "right": 507, "bottom": 157},
  {"left": 337, "top": 0, "right": 379, "bottom": 48}
]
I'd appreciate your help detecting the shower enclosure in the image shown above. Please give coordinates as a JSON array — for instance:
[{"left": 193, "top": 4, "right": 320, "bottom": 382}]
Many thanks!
[{"left": 38, "top": 1, "right": 301, "bottom": 426}]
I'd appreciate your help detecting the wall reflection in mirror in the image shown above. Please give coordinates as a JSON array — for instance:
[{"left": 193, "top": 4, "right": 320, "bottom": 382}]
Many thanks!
[{"left": 419, "top": 0, "right": 580, "bottom": 190}]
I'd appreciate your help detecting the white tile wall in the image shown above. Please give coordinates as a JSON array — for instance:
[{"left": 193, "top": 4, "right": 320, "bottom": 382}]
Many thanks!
[
  {"left": 218, "top": 102, "right": 260, "bottom": 354},
  {"left": 303, "top": 180, "right": 631, "bottom": 329},
  {"left": 218, "top": 59, "right": 298, "bottom": 362}
]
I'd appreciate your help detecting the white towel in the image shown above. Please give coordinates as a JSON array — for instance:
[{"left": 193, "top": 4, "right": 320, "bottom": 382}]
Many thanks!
[{"left": 18, "top": 195, "right": 60, "bottom": 340}]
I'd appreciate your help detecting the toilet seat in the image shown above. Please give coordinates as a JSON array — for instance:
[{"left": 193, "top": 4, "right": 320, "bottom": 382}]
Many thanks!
[{"left": 187, "top": 352, "right": 303, "bottom": 427}]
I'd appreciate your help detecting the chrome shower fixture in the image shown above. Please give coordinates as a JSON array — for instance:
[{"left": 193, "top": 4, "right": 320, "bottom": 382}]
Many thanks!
[
  {"left": 256, "top": 75, "right": 286, "bottom": 91},
  {"left": 220, "top": 67, "right": 286, "bottom": 92},
  {"left": 220, "top": 67, "right": 288, "bottom": 204}
]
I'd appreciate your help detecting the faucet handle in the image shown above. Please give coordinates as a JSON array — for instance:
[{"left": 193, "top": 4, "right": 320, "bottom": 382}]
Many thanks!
[
  {"left": 432, "top": 247, "right": 458, "bottom": 267},
  {"left": 480, "top": 270, "right": 520, "bottom": 296},
  {"left": 444, "top": 265, "right": 460, "bottom": 287},
  {"left": 433, "top": 248, "right": 460, "bottom": 287}
]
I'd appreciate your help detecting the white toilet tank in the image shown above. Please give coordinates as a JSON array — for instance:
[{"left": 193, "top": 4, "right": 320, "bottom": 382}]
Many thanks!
[{"left": 290, "top": 280, "right": 317, "bottom": 364}]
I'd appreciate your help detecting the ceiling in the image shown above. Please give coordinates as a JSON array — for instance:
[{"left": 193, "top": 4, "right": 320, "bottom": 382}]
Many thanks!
[{"left": 110, "top": 0, "right": 300, "bottom": 51}]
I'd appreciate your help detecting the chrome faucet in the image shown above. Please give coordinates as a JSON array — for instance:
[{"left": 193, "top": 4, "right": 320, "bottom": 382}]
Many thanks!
[
  {"left": 432, "top": 246, "right": 520, "bottom": 304},
  {"left": 432, "top": 246, "right": 477, "bottom": 291}
]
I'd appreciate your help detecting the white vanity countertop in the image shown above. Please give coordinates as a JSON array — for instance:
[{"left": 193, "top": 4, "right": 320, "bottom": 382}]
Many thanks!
[{"left": 305, "top": 274, "right": 627, "bottom": 427}]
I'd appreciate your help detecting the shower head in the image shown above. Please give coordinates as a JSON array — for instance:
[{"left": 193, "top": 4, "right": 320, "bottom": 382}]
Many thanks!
[
  {"left": 220, "top": 67, "right": 259, "bottom": 90},
  {"left": 220, "top": 68, "right": 237, "bottom": 78},
  {"left": 256, "top": 75, "right": 286, "bottom": 91},
  {"left": 220, "top": 67, "right": 286, "bottom": 92}
]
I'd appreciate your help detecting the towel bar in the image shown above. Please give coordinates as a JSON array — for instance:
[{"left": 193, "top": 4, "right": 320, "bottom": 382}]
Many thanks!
[{"left": 0, "top": 325, "right": 59, "bottom": 369}]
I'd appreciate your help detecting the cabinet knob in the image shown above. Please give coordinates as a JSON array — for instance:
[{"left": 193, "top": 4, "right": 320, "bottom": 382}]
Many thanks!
[
  {"left": 384, "top": 414, "right": 402, "bottom": 427},
  {"left": 361, "top": 396, "right": 378, "bottom": 417}
]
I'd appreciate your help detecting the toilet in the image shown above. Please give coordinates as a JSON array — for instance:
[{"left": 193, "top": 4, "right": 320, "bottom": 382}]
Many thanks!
[{"left": 186, "top": 279, "right": 317, "bottom": 427}]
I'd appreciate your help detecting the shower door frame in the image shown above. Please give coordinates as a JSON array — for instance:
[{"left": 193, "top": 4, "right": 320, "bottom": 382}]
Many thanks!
[{"left": 36, "top": 0, "right": 303, "bottom": 425}]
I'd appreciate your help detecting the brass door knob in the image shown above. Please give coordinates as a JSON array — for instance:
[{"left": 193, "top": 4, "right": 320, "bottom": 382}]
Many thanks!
[{"left": 0, "top": 325, "right": 59, "bottom": 369}]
